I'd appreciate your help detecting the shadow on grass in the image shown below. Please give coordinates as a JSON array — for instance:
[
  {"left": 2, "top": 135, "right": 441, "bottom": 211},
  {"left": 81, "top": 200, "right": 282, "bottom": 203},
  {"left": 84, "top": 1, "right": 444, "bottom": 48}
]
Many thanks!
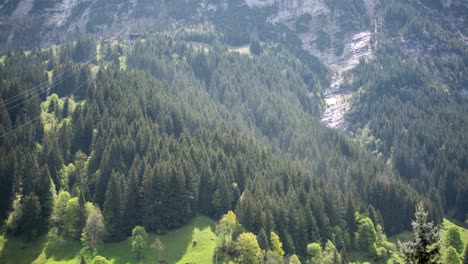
[
  {"left": 89, "top": 215, "right": 216, "bottom": 264},
  {"left": 0, "top": 235, "right": 46, "bottom": 264},
  {"left": 46, "top": 240, "right": 82, "bottom": 262},
  {"left": 173, "top": 215, "right": 216, "bottom": 264}
]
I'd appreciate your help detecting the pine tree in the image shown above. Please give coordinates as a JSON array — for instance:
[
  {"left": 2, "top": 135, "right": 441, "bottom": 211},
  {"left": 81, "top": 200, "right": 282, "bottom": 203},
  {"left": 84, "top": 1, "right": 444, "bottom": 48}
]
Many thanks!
[
  {"left": 103, "top": 171, "right": 124, "bottom": 241},
  {"left": 20, "top": 193, "right": 41, "bottom": 240},
  {"left": 257, "top": 228, "right": 269, "bottom": 250},
  {"left": 123, "top": 156, "right": 141, "bottom": 234},
  {"left": 398, "top": 202, "right": 441, "bottom": 264}
]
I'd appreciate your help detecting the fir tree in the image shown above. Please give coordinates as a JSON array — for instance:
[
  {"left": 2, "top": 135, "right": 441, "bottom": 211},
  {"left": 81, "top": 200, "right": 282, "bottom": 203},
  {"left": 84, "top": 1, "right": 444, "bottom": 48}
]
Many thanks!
[
  {"left": 398, "top": 202, "right": 441, "bottom": 264},
  {"left": 123, "top": 156, "right": 141, "bottom": 234},
  {"left": 103, "top": 171, "right": 124, "bottom": 241}
]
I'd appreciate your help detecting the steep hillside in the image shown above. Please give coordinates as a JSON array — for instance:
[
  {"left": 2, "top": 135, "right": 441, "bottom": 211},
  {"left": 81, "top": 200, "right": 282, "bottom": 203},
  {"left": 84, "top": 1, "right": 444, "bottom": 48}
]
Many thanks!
[
  {"left": 345, "top": 0, "right": 468, "bottom": 222},
  {"left": 0, "top": 0, "right": 467, "bottom": 262},
  {"left": 0, "top": 30, "right": 429, "bottom": 262}
]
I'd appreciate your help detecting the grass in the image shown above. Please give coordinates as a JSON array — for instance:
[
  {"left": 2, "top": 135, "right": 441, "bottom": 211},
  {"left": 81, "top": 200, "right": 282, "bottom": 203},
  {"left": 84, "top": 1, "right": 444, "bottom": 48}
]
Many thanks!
[
  {"left": 0, "top": 235, "right": 48, "bottom": 264},
  {"left": 441, "top": 218, "right": 468, "bottom": 258},
  {"left": 388, "top": 231, "right": 412, "bottom": 244},
  {"left": 388, "top": 218, "right": 468, "bottom": 262},
  {"left": 0, "top": 215, "right": 216, "bottom": 264},
  {"left": 441, "top": 218, "right": 468, "bottom": 246}
]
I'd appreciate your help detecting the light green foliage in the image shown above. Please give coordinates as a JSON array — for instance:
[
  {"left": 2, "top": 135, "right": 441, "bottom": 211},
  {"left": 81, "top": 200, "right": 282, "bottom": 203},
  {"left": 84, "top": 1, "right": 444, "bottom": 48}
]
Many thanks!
[
  {"left": 40, "top": 94, "right": 77, "bottom": 133},
  {"left": 263, "top": 250, "right": 283, "bottom": 264},
  {"left": 50, "top": 190, "right": 71, "bottom": 229},
  {"left": 131, "top": 226, "right": 148, "bottom": 260},
  {"left": 289, "top": 254, "right": 301, "bottom": 264},
  {"left": 270, "top": 231, "right": 284, "bottom": 257},
  {"left": 81, "top": 202, "right": 105, "bottom": 250},
  {"left": 92, "top": 255, "right": 109, "bottom": 264},
  {"left": 59, "top": 164, "right": 76, "bottom": 191},
  {"left": 445, "top": 226, "right": 464, "bottom": 254},
  {"left": 322, "top": 240, "right": 341, "bottom": 264},
  {"left": 306, "top": 242, "right": 322, "bottom": 263},
  {"left": 217, "top": 211, "right": 238, "bottom": 255},
  {"left": 132, "top": 235, "right": 147, "bottom": 260},
  {"left": 63, "top": 197, "right": 83, "bottom": 239},
  {"left": 445, "top": 246, "right": 461, "bottom": 264},
  {"left": 355, "top": 213, "right": 377, "bottom": 251},
  {"left": 236, "top": 232, "right": 261, "bottom": 264},
  {"left": 131, "top": 226, "right": 148, "bottom": 242}
]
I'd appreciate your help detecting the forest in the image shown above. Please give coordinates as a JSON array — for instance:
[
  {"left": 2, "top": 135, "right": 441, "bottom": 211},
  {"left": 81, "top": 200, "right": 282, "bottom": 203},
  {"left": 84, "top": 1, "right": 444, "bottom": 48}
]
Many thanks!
[{"left": 0, "top": 0, "right": 467, "bottom": 263}]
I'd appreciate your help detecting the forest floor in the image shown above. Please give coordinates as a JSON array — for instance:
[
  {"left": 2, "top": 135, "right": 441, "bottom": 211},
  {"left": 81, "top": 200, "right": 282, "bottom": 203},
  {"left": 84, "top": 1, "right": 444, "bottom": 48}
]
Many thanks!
[{"left": 0, "top": 215, "right": 216, "bottom": 264}]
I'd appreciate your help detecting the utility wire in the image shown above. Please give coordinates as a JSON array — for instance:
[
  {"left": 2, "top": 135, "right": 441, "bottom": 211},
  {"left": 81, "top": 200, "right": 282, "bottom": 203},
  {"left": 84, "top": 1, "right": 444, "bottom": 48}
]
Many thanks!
[{"left": 0, "top": 29, "right": 127, "bottom": 139}]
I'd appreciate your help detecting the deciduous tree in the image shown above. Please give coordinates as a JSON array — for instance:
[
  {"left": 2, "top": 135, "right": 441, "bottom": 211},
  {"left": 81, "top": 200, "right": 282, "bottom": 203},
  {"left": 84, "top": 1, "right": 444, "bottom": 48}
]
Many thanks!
[
  {"left": 236, "top": 232, "right": 261, "bottom": 264},
  {"left": 81, "top": 202, "right": 105, "bottom": 250}
]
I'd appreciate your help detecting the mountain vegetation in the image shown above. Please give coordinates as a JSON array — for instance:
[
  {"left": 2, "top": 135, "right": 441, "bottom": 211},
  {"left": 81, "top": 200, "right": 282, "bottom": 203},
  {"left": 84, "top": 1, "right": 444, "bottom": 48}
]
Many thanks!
[{"left": 0, "top": 0, "right": 466, "bottom": 263}]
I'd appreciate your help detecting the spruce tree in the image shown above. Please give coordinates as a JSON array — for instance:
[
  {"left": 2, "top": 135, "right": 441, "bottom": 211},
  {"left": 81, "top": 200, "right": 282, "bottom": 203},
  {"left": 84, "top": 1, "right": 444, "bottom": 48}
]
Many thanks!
[
  {"left": 398, "top": 202, "right": 441, "bottom": 264},
  {"left": 103, "top": 171, "right": 124, "bottom": 241},
  {"left": 123, "top": 156, "right": 141, "bottom": 234}
]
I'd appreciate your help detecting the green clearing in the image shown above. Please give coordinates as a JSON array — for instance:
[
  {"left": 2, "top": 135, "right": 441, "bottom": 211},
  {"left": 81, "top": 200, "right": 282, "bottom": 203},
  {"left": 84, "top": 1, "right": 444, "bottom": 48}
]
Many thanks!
[
  {"left": 0, "top": 215, "right": 216, "bottom": 264},
  {"left": 350, "top": 218, "right": 468, "bottom": 263},
  {"left": 348, "top": 250, "right": 394, "bottom": 264},
  {"left": 441, "top": 218, "right": 468, "bottom": 245},
  {"left": 389, "top": 218, "right": 468, "bottom": 246}
]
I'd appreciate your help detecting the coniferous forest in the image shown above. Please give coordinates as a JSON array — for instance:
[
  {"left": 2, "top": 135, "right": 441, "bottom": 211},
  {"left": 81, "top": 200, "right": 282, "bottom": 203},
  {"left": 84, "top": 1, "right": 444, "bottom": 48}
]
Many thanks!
[{"left": 0, "top": 0, "right": 467, "bottom": 263}]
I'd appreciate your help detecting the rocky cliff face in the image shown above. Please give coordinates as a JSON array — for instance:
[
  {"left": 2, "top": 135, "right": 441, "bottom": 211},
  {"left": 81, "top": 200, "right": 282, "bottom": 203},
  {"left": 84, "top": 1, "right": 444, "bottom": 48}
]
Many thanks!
[
  {"left": 0, "top": 0, "right": 141, "bottom": 49},
  {"left": 245, "top": 0, "right": 375, "bottom": 128},
  {"left": 0, "top": 0, "right": 375, "bottom": 129},
  {"left": 1, "top": 0, "right": 465, "bottom": 128}
]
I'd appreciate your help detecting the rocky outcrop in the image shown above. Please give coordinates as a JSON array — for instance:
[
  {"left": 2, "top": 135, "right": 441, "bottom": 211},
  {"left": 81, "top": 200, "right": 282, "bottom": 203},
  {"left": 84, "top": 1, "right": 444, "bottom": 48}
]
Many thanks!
[{"left": 245, "top": 0, "right": 375, "bottom": 129}]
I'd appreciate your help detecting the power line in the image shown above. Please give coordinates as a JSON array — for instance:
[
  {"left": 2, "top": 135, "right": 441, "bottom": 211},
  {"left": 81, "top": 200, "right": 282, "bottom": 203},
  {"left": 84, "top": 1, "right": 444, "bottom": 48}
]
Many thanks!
[
  {"left": 1, "top": 28, "right": 128, "bottom": 115},
  {"left": 2, "top": 50, "right": 98, "bottom": 106},
  {"left": 0, "top": 29, "right": 127, "bottom": 139},
  {"left": 0, "top": 56, "right": 96, "bottom": 115}
]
